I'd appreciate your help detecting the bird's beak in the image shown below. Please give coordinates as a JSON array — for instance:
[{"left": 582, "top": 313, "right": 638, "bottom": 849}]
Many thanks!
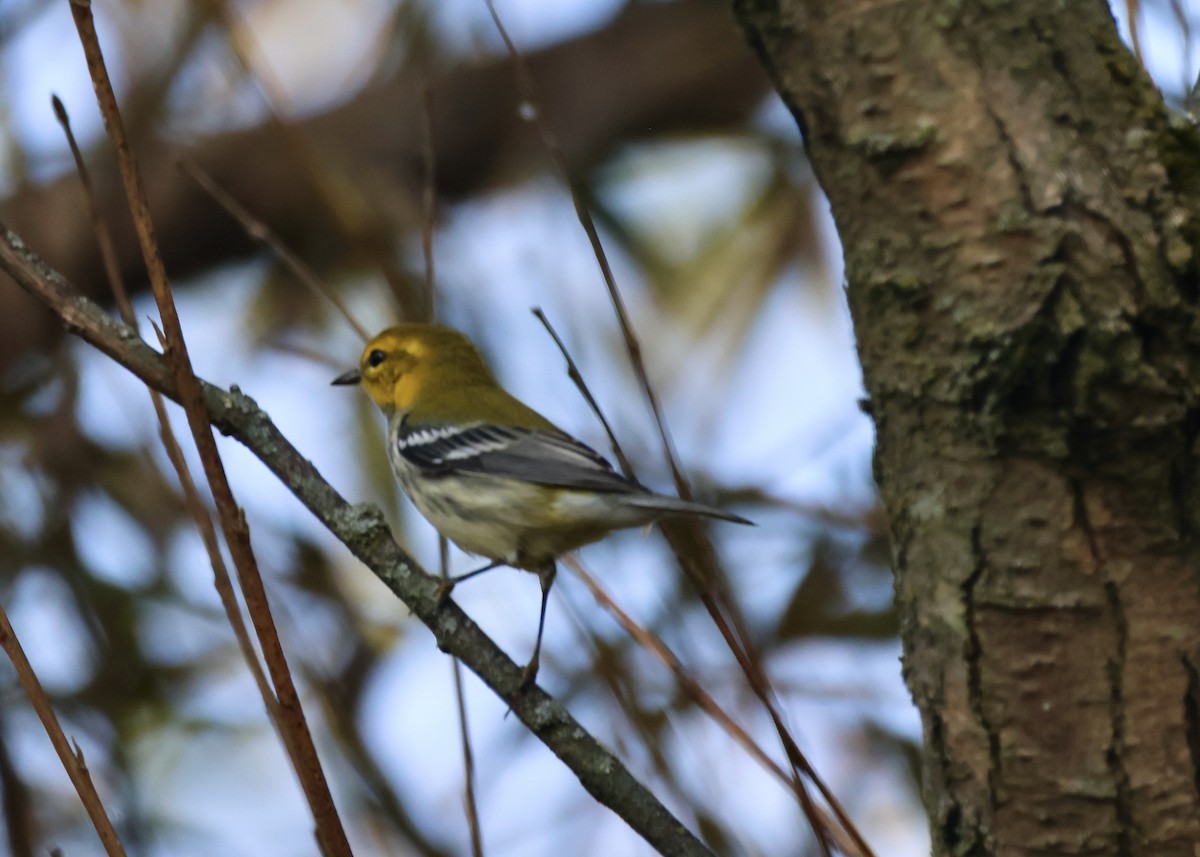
[{"left": 331, "top": 368, "right": 362, "bottom": 386}]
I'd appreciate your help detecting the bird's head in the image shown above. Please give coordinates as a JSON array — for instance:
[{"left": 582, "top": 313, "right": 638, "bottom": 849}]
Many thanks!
[{"left": 332, "top": 324, "right": 495, "bottom": 415}]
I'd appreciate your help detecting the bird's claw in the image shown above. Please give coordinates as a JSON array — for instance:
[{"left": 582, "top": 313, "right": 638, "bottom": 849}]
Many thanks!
[{"left": 435, "top": 578, "right": 456, "bottom": 605}]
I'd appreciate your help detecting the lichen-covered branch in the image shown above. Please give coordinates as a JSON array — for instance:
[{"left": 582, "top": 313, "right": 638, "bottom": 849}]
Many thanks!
[{"left": 0, "top": 223, "right": 714, "bottom": 857}]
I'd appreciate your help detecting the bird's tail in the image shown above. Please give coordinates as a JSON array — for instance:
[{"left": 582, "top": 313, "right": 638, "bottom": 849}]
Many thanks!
[{"left": 624, "top": 493, "right": 753, "bottom": 526}]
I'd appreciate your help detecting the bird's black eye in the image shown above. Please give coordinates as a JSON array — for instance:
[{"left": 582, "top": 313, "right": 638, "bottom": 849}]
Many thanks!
[{"left": 367, "top": 349, "right": 386, "bottom": 367}]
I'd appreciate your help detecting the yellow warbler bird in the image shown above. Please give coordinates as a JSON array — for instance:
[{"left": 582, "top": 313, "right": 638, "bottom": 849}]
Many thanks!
[{"left": 333, "top": 324, "right": 750, "bottom": 684}]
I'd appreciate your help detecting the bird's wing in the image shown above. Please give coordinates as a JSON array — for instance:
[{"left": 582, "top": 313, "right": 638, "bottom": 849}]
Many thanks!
[{"left": 397, "top": 422, "right": 639, "bottom": 493}]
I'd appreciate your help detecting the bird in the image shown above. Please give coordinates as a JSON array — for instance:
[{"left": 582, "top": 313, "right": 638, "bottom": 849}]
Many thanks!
[{"left": 333, "top": 323, "right": 751, "bottom": 685}]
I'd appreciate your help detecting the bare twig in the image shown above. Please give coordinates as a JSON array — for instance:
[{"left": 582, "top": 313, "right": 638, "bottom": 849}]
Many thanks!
[
  {"left": 422, "top": 85, "right": 485, "bottom": 857},
  {"left": 210, "top": 0, "right": 370, "bottom": 253},
  {"left": 566, "top": 556, "right": 789, "bottom": 785},
  {"left": 0, "top": 713, "right": 34, "bottom": 857},
  {"left": 480, "top": 5, "right": 871, "bottom": 855},
  {"left": 1168, "top": 0, "right": 1195, "bottom": 92},
  {"left": 50, "top": 96, "right": 124, "bottom": 310},
  {"left": 443, "top": 540, "right": 486, "bottom": 857},
  {"left": 309, "top": 656, "right": 456, "bottom": 857},
  {"left": 555, "top": 592, "right": 689, "bottom": 803},
  {"left": 420, "top": 81, "right": 437, "bottom": 324},
  {"left": 1124, "top": 0, "right": 1144, "bottom": 70},
  {"left": 66, "top": 5, "right": 352, "bottom": 855},
  {"left": 0, "top": 222, "right": 716, "bottom": 857},
  {"left": 180, "top": 158, "right": 370, "bottom": 342},
  {"left": 0, "top": 603, "right": 127, "bottom": 857},
  {"left": 564, "top": 558, "right": 869, "bottom": 857},
  {"left": 52, "top": 92, "right": 280, "bottom": 735},
  {"left": 531, "top": 308, "right": 633, "bottom": 478},
  {"left": 480, "top": 0, "right": 689, "bottom": 494}
]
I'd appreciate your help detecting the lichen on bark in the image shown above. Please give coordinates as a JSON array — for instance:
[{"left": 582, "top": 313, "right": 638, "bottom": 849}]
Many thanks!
[{"left": 734, "top": 0, "right": 1200, "bottom": 853}]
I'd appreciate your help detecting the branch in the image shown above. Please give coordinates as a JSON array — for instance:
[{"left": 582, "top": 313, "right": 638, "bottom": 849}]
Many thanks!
[
  {"left": 0, "top": 223, "right": 715, "bottom": 857},
  {"left": 53, "top": 89, "right": 291, "bottom": 818},
  {"left": 483, "top": 5, "right": 867, "bottom": 853},
  {"left": 67, "top": 3, "right": 353, "bottom": 852},
  {"left": 0, "top": 602, "right": 127, "bottom": 857}
]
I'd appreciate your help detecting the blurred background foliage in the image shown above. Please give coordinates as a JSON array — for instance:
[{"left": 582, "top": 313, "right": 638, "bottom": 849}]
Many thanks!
[{"left": 0, "top": 1, "right": 1189, "bottom": 855}]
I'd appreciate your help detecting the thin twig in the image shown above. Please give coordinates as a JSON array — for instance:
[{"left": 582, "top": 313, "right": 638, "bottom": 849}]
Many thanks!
[
  {"left": 211, "top": 1, "right": 420, "bottom": 318},
  {"left": 210, "top": 0, "right": 370, "bottom": 256},
  {"left": 0, "top": 603, "right": 127, "bottom": 857},
  {"left": 692, "top": 562, "right": 837, "bottom": 856},
  {"left": 0, "top": 712, "right": 35, "bottom": 857},
  {"left": 66, "top": 5, "right": 353, "bottom": 856},
  {"left": 422, "top": 84, "right": 485, "bottom": 856},
  {"left": 531, "top": 308, "right": 633, "bottom": 478},
  {"left": 1124, "top": 0, "right": 1145, "bottom": 70},
  {"left": 555, "top": 589, "right": 693, "bottom": 807},
  {"left": 1178, "top": 0, "right": 1200, "bottom": 118},
  {"left": 443, "top": 540, "right": 486, "bottom": 857},
  {"left": 50, "top": 96, "right": 124, "bottom": 310},
  {"left": 52, "top": 92, "right": 280, "bottom": 733},
  {"left": 691, "top": 568, "right": 877, "bottom": 857},
  {"left": 480, "top": 0, "right": 688, "bottom": 494},
  {"left": 564, "top": 558, "right": 868, "bottom": 857},
  {"left": 0, "top": 222, "right": 716, "bottom": 857},
  {"left": 420, "top": 80, "right": 437, "bottom": 324},
  {"left": 309, "top": 657, "right": 456, "bottom": 857},
  {"left": 566, "top": 556, "right": 789, "bottom": 786},
  {"left": 180, "top": 158, "right": 370, "bottom": 342},
  {"left": 480, "top": 5, "right": 870, "bottom": 855}
]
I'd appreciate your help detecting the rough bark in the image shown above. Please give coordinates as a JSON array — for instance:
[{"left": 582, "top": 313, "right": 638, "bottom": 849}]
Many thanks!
[
  {"left": 734, "top": 1, "right": 1200, "bottom": 855},
  {"left": 0, "top": 0, "right": 767, "bottom": 373}
]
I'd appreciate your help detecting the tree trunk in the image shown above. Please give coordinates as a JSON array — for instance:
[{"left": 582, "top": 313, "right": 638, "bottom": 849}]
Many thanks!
[{"left": 733, "top": 1, "right": 1200, "bottom": 854}]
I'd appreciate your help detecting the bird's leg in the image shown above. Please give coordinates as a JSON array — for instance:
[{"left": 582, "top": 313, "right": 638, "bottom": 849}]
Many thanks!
[
  {"left": 435, "top": 559, "right": 504, "bottom": 604},
  {"left": 520, "top": 563, "right": 557, "bottom": 688}
]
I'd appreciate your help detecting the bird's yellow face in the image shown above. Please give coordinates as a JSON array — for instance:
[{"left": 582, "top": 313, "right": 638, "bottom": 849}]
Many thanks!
[{"left": 331, "top": 325, "right": 492, "bottom": 414}]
